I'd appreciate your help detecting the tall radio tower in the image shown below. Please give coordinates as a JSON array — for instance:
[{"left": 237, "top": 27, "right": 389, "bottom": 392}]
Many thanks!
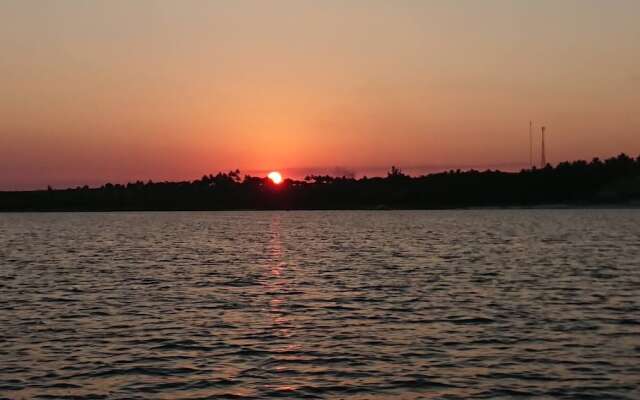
[
  {"left": 529, "top": 121, "right": 533, "bottom": 168},
  {"left": 540, "top": 126, "right": 547, "bottom": 167}
]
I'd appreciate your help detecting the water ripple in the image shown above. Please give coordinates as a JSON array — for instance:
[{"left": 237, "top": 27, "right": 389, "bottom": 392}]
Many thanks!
[{"left": 1, "top": 210, "right": 639, "bottom": 399}]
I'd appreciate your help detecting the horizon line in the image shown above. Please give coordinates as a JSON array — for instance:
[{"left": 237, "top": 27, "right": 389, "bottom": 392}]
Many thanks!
[{"left": 3, "top": 153, "right": 638, "bottom": 192}]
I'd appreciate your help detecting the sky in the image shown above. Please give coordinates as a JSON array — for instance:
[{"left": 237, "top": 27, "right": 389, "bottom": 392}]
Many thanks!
[{"left": 1, "top": 0, "right": 639, "bottom": 190}]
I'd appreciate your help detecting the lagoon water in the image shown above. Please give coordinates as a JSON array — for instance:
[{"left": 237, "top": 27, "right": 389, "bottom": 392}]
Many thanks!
[{"left": 1, "top": 210, "right": 639, "bottom": 399}]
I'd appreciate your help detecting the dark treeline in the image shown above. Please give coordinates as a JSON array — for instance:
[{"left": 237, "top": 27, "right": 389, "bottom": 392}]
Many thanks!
[{"left": 1, "top": 154, "right": 640, "bottom": 211}]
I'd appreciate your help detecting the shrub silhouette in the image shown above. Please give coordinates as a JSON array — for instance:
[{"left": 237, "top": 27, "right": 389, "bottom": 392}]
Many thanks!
[{"left": 1, "top": 154, "right": 639, "bottom": 211}]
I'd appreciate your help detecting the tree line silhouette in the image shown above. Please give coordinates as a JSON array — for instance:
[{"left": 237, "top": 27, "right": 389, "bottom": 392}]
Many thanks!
[{"left": 1, "top": 154, "right": 639, "bottom": 211}]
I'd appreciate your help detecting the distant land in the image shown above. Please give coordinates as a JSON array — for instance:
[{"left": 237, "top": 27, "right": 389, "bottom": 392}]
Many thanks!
[{"left": 1, "top": 154, "right": 639, "bottom": 212}]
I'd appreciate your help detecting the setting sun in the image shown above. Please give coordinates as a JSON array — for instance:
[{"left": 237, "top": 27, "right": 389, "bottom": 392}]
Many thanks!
[{"left": 267, "top": 171, "right": 283, "bottom": 184}]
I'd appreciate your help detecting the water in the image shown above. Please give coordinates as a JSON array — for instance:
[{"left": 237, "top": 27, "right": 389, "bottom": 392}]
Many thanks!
[{"left": 1, "top": 210, "right": 639, "bottom": 399}]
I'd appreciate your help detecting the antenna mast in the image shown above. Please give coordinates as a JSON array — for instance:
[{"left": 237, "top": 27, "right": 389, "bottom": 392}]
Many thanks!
[
  {"left": 540, "top": 126, "right": 546, "bottom": 167},
  {"left": 529, "top": 121, "right": 533, "bottom": 168}
]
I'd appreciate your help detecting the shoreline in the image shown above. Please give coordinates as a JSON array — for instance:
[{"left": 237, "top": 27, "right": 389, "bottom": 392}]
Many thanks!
[{"left": 1, "top": 204, "right": 639, "bottom": 213}]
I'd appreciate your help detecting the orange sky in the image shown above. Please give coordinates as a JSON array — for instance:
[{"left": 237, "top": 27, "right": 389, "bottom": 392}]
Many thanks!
[{"left": 1, "top": 0, "right": 639, "bottom": 189}]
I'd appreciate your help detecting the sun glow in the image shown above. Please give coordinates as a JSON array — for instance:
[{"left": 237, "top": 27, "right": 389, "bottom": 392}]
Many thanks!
[{"left": 267, "top": 171, "right": 283, "bottom": 184}]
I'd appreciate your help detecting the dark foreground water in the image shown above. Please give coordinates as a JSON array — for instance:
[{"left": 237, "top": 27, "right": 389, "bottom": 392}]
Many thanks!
[{"left": 1, "top": 210, "right": 639, "bottom": 399}]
